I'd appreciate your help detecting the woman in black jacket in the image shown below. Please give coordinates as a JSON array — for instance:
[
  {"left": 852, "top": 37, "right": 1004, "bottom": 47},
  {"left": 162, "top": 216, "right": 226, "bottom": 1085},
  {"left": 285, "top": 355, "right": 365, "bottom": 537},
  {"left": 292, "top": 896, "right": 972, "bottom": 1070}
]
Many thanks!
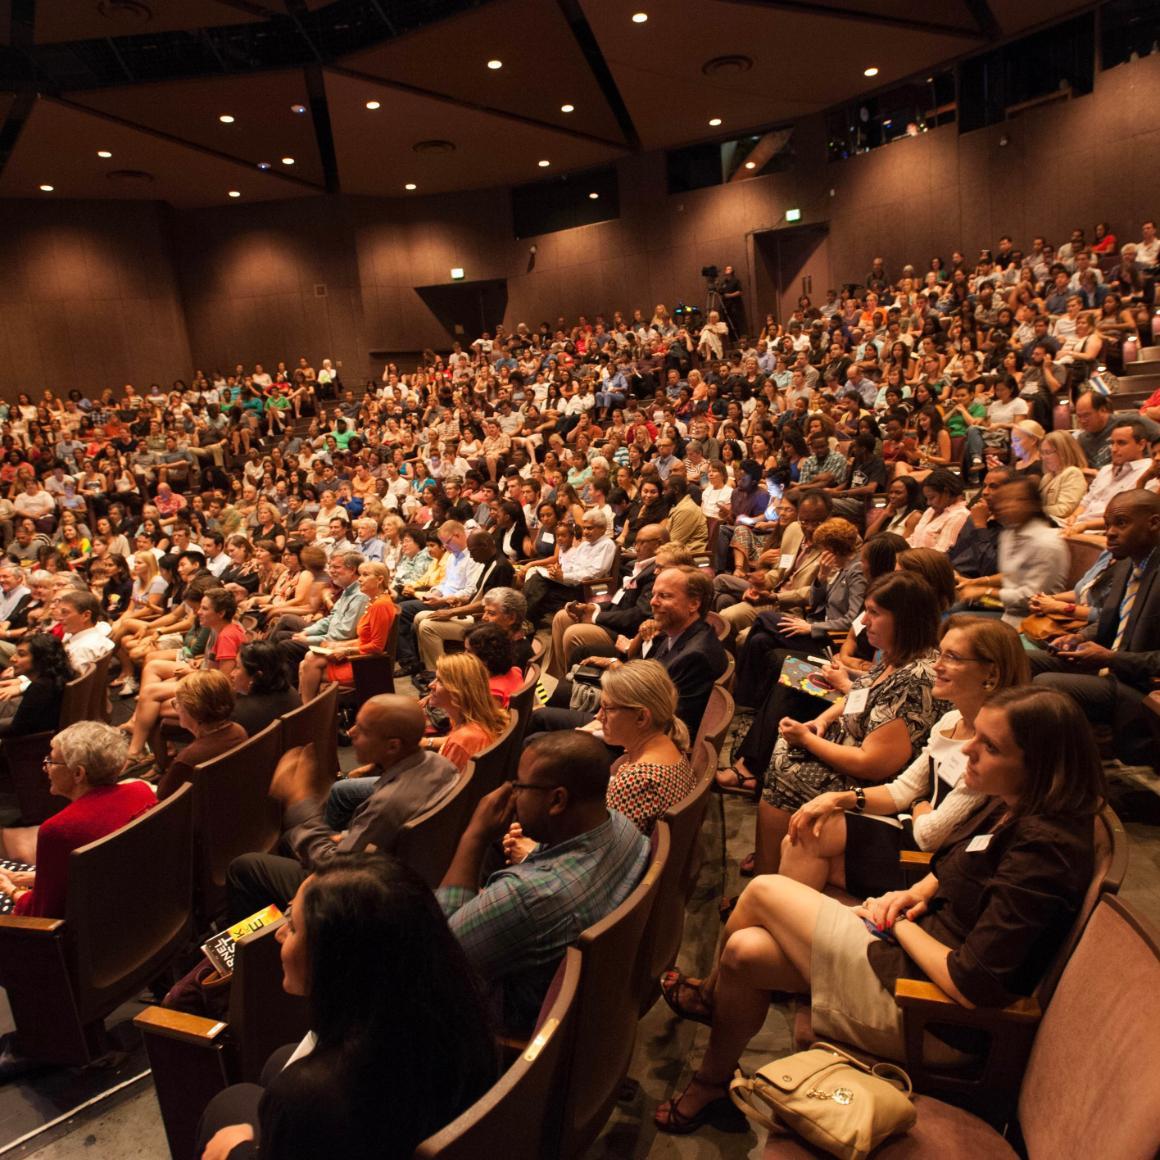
[{"left": 0, "top": 635, "right": 75, "bottom": 737}]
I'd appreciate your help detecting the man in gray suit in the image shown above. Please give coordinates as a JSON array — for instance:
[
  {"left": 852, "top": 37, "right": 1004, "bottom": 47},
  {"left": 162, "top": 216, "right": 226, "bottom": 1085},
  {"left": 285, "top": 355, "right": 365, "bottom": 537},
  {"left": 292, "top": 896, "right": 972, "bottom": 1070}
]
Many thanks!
[{"left": 226, "top": 695, "right": 458, "bottom": 919}]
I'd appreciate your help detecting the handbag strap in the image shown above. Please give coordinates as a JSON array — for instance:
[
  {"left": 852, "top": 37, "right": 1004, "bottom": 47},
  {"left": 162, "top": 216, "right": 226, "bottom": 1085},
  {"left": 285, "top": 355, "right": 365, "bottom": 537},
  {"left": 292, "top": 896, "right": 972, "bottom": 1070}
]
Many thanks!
[
  {"left": 729, "top": 1072, "right": 782, "bottom": 1134},
  {"left": 812, "top": 1042, "right": 914, "bottom": 1096}
]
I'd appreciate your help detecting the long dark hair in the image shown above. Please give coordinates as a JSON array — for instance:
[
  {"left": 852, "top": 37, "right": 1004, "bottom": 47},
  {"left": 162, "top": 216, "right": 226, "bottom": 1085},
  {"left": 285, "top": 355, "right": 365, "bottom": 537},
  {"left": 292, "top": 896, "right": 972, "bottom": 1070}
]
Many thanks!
[
  {"left": 24, "top": 633, "right": 76, "bottom": 692},
  {"left": 865, "top": 570, "right": 941, "bottom": 664},
  {"left": 299, "top": 855, "right": 496, "bottom": 1153}
]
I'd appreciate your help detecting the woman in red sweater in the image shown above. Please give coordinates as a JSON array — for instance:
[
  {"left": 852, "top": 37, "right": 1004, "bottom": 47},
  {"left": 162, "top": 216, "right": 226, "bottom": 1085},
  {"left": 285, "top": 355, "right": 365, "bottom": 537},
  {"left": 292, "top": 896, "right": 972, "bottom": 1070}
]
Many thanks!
[{"left": 0, "top": 721, "right": 154, "bottom": 917}]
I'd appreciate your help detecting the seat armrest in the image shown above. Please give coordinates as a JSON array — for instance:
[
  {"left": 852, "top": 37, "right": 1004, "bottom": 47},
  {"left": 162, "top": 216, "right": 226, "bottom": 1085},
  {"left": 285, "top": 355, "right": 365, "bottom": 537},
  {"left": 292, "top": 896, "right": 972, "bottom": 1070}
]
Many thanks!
[
  {"left": 134, "top": 1005, "right": 229, "bottom": 1046},
  {"left": 0, "top": 915, "right": 65, "bottom": 935},
  {"left": 899, "top": 850, "right": 933, "bottom": 866},
  {"left": 894, "top": 978, "right": 1040, "bottom": 1022}
]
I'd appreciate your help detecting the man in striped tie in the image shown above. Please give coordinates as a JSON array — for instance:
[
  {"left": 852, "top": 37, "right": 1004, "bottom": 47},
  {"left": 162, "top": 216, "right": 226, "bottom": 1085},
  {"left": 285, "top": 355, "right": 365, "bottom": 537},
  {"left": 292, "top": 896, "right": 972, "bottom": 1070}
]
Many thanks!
[{"left": 1030, "top": 490, "right": 1160, "bottom": 766}]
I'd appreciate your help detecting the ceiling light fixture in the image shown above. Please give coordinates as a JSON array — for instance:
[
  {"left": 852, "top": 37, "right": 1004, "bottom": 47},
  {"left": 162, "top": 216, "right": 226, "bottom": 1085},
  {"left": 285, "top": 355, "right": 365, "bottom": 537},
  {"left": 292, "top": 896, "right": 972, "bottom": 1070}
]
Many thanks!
[
  {"left": 281, "top": 157, "right": 295, "bottom": 165},
  {"left": 365, "top": 100, "right": 381, "bottom": 110},
  {"left": 39, "top": 184, "right": 54, "bottom": 192},
  {"left": 219, "top": 114, "right": 235, "bottom": 123},
  {"left": 257, "top": 162, "right": 271, "bottom": 170},
  {"left": 744, "top": 161, "right": 756, "bottom": 169},
  {"left": 487, "top": 59, "right": 503, "bottom": 70},
  {"left": 291, "top": 104, "right": 307, "bottom": 114},
  {"left": 588, "top": 192, "right": 599, "bottom": 199},
  {"left": 404, "top": 183, "right": 417, "bottom": 190},
  {"left": 632, "top": 12, "right": 648, "bottom": 23},
  {"left": 561, "top": 103, "right": 574, "bottom": 113},
  {"left": 709, "top": 117, "right": 722, "bottom": 126},
  {"left": 538, "top": 159, "right": 550, "bottom": 167},
  {"left": 228, "top": 190, "right": 241, "bottom": 198},
  {"left": 97, "top": 150, "right": 112, "bottom": 158},
  {"left": 863, "top": 66, "right": 879, "bottom": 77}
]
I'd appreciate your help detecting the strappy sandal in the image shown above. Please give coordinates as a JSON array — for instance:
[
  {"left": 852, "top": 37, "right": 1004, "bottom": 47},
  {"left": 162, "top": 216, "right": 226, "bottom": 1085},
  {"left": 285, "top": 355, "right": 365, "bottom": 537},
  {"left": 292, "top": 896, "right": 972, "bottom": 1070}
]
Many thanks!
[
  {"left": 739, "top": 850, "right": 758, "bottom": 877},
  {"left": 654, "top": 1074, "right": 742, "bottom": 1135},
  {"left": 714, "top": 765, "right": 760, "bottom": 800},
  {"left": 659, "top": 970, "right": 715, "bottom": 1026}
]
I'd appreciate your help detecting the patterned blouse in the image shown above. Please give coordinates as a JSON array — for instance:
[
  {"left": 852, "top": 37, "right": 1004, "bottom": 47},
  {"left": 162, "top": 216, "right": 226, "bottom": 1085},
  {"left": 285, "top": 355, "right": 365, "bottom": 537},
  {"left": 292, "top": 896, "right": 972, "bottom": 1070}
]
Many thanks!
[{"left": 606, "top": 756, "right": 697, "bottom": 835}]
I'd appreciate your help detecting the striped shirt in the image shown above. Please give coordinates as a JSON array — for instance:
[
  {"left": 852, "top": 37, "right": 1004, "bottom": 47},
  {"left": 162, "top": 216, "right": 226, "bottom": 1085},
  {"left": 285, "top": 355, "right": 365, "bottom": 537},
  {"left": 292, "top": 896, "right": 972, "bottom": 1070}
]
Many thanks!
[{"left": 439, "top": 809, "right": 648, "bottom": 1033}]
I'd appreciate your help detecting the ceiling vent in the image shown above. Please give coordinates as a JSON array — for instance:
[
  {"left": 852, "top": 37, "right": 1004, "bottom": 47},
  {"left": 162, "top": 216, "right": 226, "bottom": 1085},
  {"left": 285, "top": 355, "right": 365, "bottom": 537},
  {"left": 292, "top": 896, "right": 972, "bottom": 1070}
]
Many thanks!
[
  {"left": 95, "top": 0, "right": 153, "bottom": 30},
  {"left": 106, "top": 169, "right": 155, "bottom": 184},
  {"left": 412, "top": 139, "right": 456, "bottom": 154},
  {"left": 702, "top": 54, "right": 754, "bottom": 78}
]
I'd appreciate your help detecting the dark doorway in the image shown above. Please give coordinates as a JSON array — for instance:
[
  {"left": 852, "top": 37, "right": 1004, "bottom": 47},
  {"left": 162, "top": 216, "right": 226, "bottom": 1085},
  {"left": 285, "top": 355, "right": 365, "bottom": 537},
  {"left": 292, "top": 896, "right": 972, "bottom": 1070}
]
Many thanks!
[
  {"left": 413, "top": 278, "right": 508, "bottom": 344},
  {"left": 753, "top": 224, "right": 830, "bottom": 325}
]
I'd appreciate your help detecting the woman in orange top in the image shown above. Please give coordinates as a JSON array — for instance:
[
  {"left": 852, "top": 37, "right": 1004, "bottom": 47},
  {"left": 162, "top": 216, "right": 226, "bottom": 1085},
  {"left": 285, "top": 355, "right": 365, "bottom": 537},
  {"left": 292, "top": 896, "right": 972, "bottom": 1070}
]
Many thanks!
[
  {"left": 298, "top": 562, "right": 396, "bottom": 701},
  {"left": 420, "top": 652, "right": 508, "bottom": 772}
]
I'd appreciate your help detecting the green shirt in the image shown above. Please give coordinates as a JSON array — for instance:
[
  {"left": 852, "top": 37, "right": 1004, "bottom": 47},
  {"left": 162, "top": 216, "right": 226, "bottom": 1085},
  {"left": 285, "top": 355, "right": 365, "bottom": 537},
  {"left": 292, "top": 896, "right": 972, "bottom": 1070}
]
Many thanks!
[{"left": 945, "top": 400, "right": 986, "bottom": 438}]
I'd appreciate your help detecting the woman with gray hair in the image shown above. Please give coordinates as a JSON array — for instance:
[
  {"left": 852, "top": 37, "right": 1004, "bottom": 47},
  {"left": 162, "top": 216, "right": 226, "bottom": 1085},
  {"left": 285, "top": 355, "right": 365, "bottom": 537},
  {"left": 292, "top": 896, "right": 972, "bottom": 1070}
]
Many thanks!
[{"left": 0, "top": 721, "right": 155, "bottom": 917}]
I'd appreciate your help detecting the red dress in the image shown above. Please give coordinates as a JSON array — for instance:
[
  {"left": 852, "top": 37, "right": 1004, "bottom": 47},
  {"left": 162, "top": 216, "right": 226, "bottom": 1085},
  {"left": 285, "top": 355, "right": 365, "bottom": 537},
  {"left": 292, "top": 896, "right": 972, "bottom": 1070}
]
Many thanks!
[{"left": 327, "top": 595, "right": 398, "bottom": 685}]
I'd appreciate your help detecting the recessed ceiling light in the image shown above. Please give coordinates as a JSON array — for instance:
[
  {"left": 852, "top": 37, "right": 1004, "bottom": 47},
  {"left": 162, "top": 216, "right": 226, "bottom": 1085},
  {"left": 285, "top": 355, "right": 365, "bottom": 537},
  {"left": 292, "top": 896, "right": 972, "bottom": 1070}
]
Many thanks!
[
  {"left": 257, "top": 162, "right": 271, "bottom": 170},
  {"left": 487, "top": 59, "right": 503, "bottom": 70},
  {"left": 709, "top": 117, "right": 722, "bottom": 126},
  {"left": 39, "top": 184, "right": 54, "bottom": 192},
  {"left": 281, "top": 157, "right": 295, "bottom": 165},
  {"left": 632, "top": 12, "right": 648, "bottom": 23},
  {"left": 864, "top": 66, "right": 879, "bottom": 77},
  {"left": 404, "top": 183, "right": 417, "bottom": 191},
  {"left": 538, "top": 159, "right": 550, "bottom": 167},
  {"left": 561, "top": 103, "right": 575, "bottom": 113},
  {"left": 365, "top": 100, "right": 381, "bottom": 110},
  {"left": 219, "top": 114, "right": 235, "bottom": 124},
  {"left": 745, "top": 161, "right": 756, "bottom": 169},
  {"left": 291, "top": 104, "right": 307, "bottom": 114},
  {"left": 588, "top": 192, "right": 599, "bottom": 199},
  {"left": 97, "top": 150, "right": 112, "bottom": 158},
  {"left": 228, "top": 190, "right": 241, "bottom": 198}
]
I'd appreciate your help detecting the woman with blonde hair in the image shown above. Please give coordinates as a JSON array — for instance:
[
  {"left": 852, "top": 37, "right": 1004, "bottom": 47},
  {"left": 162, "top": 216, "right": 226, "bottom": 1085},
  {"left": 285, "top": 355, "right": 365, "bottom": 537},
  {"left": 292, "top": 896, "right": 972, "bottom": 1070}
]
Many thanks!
[
  {"left": 423, "top": 652, "right": 509, "bottom": 772},
  {"left": 1039, "top": 430, "right": 1089, "bottom": 522},
  {"left": 156, "top": 669, "right": 247, "bottom": 800}
]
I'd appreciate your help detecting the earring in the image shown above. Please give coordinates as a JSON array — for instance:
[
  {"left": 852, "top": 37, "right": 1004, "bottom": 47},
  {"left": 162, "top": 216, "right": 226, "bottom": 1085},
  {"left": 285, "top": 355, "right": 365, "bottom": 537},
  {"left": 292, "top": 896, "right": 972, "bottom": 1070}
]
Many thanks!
[{"left": 982, "top": 679, "right": 995, "bottom": 690}]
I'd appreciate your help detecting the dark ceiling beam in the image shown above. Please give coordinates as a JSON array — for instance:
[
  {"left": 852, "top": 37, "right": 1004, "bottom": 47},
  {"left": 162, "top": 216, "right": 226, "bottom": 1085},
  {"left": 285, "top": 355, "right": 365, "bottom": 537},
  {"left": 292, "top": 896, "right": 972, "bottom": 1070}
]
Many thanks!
[
  {"left": 718, "top": 0, "right": 987, "bottom": 40},
  {"left": 303, "top": 62, "right": 340, "bottom": 194},
  {"left": 103, "top": 37, "right": 135, "bottom": 85},
  {"left": 50, "top": 95, "right": 326, "bottom": 191},
  {"left": 327, "top": 63, "right": 631, "bottom": 151},
  {"left": 282, "top": 0, "right": 324, "bottom": 64},
  {"left": 961, "top": 0, "right": 1002, "bottom": 40},
  {"left": 0, "top": 1, "right": 37, "bottom": 181},
  {"left": 0, "top": 90, "right": 37, "bottom": 181},
  {"left": 554, "top": 0, "right": 640, "bottom": 150}
]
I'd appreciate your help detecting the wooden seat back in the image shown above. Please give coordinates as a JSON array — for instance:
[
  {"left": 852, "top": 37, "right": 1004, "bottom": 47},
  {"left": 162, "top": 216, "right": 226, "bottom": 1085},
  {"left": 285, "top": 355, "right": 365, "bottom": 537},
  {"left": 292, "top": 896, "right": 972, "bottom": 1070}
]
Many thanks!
[
  {"left": 87, "top": 653, "right": 113, "bottom": 722},
  {"left": 280, "top": 682, "right": 339, "bottom": 782},
  {"left": 1, "top": 730, "right": 60, "bottom": 824},
  {"left": 462, "top": 715, "right": 519, "bottom": 809},
  {"left": 59, "top": 663, "right": 96, "bottom": 727},
  {"left": 693, "top": 683, "right": 734, "bottom": 759},
  {"left": 508, "top": 663, "right": 540, "bottom": 750},
  {"left": 394, "top": 765, "right": 477, "bottom": 890}
]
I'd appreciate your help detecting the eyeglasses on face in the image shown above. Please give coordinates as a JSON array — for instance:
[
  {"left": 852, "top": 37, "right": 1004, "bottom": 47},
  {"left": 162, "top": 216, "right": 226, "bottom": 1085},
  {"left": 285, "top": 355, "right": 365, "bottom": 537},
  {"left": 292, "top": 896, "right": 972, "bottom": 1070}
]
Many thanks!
[
  {"left": 507, "top": 780, "right": 561, "bottom": 793},
  {"left": 935, "top": 650, "right": 984, "bottom": 666}
]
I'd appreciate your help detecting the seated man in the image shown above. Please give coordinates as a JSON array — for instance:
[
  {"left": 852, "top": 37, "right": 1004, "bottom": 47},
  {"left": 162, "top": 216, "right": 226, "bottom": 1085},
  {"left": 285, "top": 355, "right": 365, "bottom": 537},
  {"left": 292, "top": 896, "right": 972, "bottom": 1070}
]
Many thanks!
[
  {"left": 1063, "top": 419, "right": 1152, "bottom": 536},
  {"left": 56, "top": 590, "right": 114, "bottom": 670},
  {"left": 226, "top": 694, "right": 457, "bottom": 918},
  {"left": 522, "top": 511, "right": 616, "bottom": 628},
  {"left": 278, "top": 551, "right": 368, "bottom": 675},
  {"left": 1031, "top": 489, "right": 1160, "bottom": 766},
  {"left": 437, "top": 731, "right": 649, "bottom": 1035},
  {"left": 412, "top": 532, "right": 516, "bottom": 675}
]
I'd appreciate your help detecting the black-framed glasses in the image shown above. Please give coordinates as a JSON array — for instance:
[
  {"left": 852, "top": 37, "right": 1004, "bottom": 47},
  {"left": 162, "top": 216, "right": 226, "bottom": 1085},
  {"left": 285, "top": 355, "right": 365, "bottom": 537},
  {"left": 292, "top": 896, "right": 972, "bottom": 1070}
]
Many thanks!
[{"left": 508, "top": 780, "right": 561, "bottom": 793}]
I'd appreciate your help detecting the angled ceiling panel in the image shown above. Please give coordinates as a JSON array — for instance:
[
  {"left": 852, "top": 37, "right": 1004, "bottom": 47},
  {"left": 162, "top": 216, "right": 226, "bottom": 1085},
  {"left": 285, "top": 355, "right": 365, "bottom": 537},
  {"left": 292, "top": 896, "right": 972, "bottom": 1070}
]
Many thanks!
[
  {"left": 0, "top": 95, "right": 318, "bottom": 207},
  {"left": 985, "top": 0, "right": 1095, "bottom": 39},
  {"left": 70, "top": 70, "right": 325, "bottom": 186},
  {"left": 324, "top": 69, "right": 624, "bottom": 197},
  {"left": 582, "top": 0, "right": 981, "bottom": 149},
  {"left": 341, "top": 0, "right": 626, "bottom": 145},
  {"left": 33, "top": 0, "right": 269, "bottom": 44}
]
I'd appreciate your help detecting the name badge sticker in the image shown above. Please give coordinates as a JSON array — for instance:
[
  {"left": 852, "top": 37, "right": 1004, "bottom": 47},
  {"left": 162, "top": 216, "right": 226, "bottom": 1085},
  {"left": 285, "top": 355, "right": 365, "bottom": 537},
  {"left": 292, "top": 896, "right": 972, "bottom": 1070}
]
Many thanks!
[
  {"left": 966, "top": 834, "right": 993, "bottom": 853},
  {"left": 843, "top": 687, "right": 869, "bottom": 716}
]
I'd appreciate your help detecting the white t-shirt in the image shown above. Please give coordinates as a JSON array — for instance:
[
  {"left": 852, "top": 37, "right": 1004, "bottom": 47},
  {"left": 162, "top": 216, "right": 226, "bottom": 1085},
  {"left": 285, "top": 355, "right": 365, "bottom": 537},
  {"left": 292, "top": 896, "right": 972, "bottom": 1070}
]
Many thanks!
[{"left": 987, "top": 397, "right": 1028, "bottom": 426}]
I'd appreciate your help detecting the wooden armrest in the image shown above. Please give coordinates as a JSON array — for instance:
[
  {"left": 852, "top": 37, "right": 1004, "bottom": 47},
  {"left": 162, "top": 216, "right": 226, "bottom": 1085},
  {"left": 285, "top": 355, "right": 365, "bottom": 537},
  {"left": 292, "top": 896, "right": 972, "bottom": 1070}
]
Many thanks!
[
  {"left": 0, "top": 915, "right": 65, "bottom": 934},
  {"left": 134, "top": 1005, "right": 229, "bottom": 1045},
  {"left": 899, "top": 850, "right": 933, "bottom": 866},
  {"left": 895, "top": 978, "right": 1041, "bottom": 1023}
]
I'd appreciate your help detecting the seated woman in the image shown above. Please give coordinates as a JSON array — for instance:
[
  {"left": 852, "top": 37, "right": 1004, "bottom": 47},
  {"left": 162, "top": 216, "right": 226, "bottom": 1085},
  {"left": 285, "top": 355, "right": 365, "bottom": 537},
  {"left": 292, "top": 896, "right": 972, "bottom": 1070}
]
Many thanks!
[
  {"left": 263, "top": 544, "right": 329, "bottom": 638},
  {"left": 155, "top": 670, "right": 248, "bottom": 800},
  {"left": 107, "top": 550, "right": 169, "bottom": 689},
  {"left": 464, "top": 622, "right": 522, "bottom": 706},
  {"left": 0, "top": 722, "right": 155, "bottom": 914},
  {"left": 231, "top": 641, "right": 301, "bottom": 737},
  {"left": 780, "top": 617, "right": 1028, "bottom": 897},
  {"left": 123, "top": 587, "right": 244, "bottom": 771},
  {"left": 299, "top": 562, "right": 395, "bottom": 702},
  {"left": 654, "top": 687, "right": 1105, "bottom": 1134},
  {"left": 907, "top": 469, "right": 970, "bottom": 552},
  {"left": 421, "top": 653, "right": 509, "bottom": 773},
  {"left": 196, "top": 854, "right": 497, "bottom": 1160},
  {"left": 732, "top": 517, "right": 865, "bottom": 710},
  {"left": 1038, "top": 430, "right": 1089, "bottom": 523},
  {"left": 0, "top": 635, "right": 74, "bottom": 738},
  {"left": 751, "top": 571, "right": 946, "bottom": 876}
]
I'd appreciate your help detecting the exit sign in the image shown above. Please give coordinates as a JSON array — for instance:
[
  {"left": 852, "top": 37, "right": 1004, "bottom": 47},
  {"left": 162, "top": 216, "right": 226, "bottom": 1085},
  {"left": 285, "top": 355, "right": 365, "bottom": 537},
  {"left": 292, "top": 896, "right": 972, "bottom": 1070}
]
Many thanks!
[{"left": 785, "top": 208, "right": 802, "bottom": 223}]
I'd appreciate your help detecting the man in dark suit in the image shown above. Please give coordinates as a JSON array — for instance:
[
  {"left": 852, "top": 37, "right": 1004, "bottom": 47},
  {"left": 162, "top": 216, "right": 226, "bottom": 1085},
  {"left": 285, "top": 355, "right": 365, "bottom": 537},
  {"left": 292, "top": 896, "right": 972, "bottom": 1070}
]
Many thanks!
[
  {"left": 1031, "top": 489, "right": 1160, "bottom": 765},
  {"left": 529, "top": 564, "right": 728, "bottom": 740}
]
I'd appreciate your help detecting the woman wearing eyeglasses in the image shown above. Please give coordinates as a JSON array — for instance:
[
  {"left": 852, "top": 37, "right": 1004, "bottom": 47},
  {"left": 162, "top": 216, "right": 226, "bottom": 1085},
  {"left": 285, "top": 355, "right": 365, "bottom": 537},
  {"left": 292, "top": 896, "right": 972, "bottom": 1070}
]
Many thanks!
[
  {"left": 779, "top": 617, "right": 1028, "bottom": 899},
  {"left": 0, "top": 722, "right": 153, "bottom": 917}
]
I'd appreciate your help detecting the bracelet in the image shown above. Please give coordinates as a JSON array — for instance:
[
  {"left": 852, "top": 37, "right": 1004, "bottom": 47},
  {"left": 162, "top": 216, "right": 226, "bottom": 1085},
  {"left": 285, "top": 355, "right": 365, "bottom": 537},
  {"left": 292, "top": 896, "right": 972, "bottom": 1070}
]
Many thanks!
[
  {"left": 853, "top": 786, "right": 866, "bottom": 813},
  {"left": 1065, "top": 603, "right": 1077, "bottom": 615}
]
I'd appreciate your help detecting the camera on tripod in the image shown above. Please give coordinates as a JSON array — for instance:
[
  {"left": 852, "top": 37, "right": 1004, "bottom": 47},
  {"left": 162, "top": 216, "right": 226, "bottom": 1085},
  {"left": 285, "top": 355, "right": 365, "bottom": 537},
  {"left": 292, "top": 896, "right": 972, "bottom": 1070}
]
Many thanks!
[{"left": 701, "top": 264, "right": 720, "bottom": 290}]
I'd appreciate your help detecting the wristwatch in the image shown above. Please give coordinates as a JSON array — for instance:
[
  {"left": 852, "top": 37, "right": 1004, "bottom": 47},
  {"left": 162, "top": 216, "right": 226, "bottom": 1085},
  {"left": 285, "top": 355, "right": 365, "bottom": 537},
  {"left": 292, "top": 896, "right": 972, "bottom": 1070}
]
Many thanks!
[{"left": 853, "top": 786, "right": 866, "bottom": 813}]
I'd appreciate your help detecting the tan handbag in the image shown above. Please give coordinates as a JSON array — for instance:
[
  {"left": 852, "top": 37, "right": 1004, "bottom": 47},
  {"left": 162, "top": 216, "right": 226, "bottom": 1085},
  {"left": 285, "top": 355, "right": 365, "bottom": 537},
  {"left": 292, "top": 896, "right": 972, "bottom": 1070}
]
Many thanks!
[
  {"left": 729, "top": 1042, "right": 915, "bottom": 1160},
  {"left": 1019, "top": 609, "right": 1087, "bottom": 645}
]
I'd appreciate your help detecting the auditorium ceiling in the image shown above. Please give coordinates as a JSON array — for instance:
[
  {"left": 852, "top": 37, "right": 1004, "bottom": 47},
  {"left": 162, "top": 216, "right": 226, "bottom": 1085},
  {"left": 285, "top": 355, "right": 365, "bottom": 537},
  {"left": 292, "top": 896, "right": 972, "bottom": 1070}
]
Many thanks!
[{"left": 0, "top": 0, "right": 1092, "bottom": 208}]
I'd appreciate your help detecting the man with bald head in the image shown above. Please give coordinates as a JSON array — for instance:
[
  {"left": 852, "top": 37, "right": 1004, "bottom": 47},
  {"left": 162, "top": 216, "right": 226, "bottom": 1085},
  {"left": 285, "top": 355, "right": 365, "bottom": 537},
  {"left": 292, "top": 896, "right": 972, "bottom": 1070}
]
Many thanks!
[
  {"left": 226, "top": 694, "right": 458, "bottom": 918},
  {"left": 1032, "top": 489, "right": 1160, "bottom": 765}
]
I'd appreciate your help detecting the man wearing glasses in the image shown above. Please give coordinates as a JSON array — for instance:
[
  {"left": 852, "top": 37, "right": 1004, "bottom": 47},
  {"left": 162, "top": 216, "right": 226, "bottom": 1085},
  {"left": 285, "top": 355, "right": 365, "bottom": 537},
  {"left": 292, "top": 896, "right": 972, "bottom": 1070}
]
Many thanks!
[{"left": 437, "top": 732, "right": 649, "bottom": 1036}]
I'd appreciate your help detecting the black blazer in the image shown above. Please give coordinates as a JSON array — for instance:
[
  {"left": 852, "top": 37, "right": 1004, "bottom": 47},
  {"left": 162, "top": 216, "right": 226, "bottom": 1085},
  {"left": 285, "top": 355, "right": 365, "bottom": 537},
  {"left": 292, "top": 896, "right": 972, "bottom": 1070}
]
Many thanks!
[
  {"left": 594, "top": 560, "right": 659, "bottom": 636},
  {"left": 1091, "top": 553, "right": 1160, "bottom": 691},
  {"left": 649, "top": 617, "right": 728, "bottom": 736}
]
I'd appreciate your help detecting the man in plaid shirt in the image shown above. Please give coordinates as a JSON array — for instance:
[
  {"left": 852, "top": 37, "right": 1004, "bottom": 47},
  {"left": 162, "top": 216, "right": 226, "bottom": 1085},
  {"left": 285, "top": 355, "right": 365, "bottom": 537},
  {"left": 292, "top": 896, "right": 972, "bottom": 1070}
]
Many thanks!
[{"left": 438, "top": 732, "right": 649, "bottom": 1035}]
